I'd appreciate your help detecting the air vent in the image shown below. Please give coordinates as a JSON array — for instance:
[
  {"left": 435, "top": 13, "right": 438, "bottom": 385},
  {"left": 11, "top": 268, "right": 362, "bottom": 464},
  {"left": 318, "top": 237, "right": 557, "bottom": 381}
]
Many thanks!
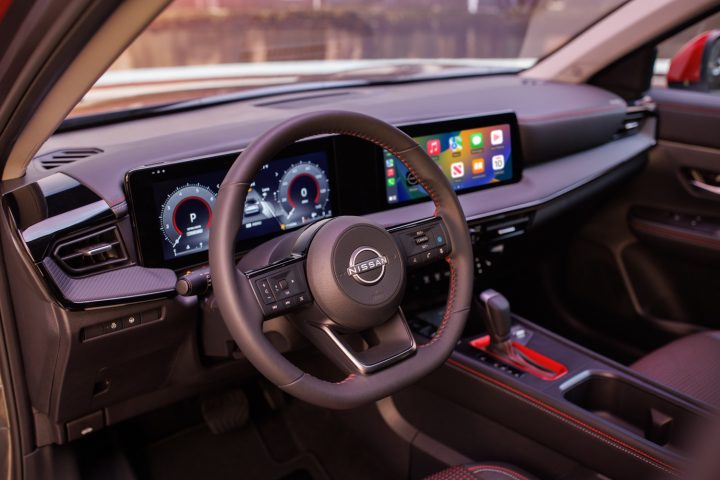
[
  {"left": 469, "top": 212, "right": 533, "bottom": 244},
  {"left": 615, "top": 104, "right": 655, "bottom": 139},
  {"left": 35, "top": 148, "right": 103, "bottom": 170},
  {"left": 53, "top": 225, "right": 129, "bottom": 275}
]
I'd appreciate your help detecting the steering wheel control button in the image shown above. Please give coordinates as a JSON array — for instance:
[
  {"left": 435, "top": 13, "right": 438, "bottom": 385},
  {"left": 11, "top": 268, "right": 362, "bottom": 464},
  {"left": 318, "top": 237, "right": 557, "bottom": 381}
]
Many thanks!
[
  {"left": 248, "top": 260, "right": 312, "bottom": 318},
  {"left": 255, "top": 279, "right": 276, "bottom": 304},
  {"left": 414, "top": 235, "right": 429, "bottom": 245},
  {"left": 431, "top": 227, "right": 446, "bottom": 247},
  {"left": 393, "top": 220, "right": 451, "bottom": 268},
  {"left": 268, "top": 268, "right": 303, "bottom": 299}
]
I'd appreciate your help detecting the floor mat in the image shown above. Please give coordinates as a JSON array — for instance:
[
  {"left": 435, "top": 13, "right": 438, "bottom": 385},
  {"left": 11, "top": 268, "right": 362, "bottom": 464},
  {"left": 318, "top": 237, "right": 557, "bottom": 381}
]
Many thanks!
[
  {"left": 139, "top": 423, "right": 327, "bottom": 480},
  {"left": 280, "top": 401, "right": 398, "bottom": 480},
  {"left": 117, "top": 386, "right": 396, "bottom": 480}
]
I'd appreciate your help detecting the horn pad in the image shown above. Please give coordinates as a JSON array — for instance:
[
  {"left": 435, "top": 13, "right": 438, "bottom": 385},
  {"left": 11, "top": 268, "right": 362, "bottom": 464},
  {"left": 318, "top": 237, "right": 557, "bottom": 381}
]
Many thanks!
[{"left": 305, "top": 216, "right": 405, "bottom": 331}]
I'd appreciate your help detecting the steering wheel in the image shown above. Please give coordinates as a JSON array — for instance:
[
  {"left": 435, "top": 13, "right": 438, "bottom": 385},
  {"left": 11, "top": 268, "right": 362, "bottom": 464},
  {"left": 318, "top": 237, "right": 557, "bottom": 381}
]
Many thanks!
[{"left": 209, "top": 111, "right": 474, "bottom": 409}]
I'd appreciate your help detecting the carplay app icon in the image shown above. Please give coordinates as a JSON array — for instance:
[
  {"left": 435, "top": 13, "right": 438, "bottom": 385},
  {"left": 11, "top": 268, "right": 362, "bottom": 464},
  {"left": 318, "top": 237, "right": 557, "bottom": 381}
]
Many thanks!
[
  {"left": 472, "top": 158, "right": 485, "bottom": 174},
  {"left": 426, "top": 139, "right": 441, "bottom": 156},
  {"left": 449, "top": 135, "right": 463, "bottom": 153},
  {"left": 492, "top": 154, "right": 505, "bottom": 170},
  {"left": 451, "top": 162, "right": 464, "bottom": 178}
]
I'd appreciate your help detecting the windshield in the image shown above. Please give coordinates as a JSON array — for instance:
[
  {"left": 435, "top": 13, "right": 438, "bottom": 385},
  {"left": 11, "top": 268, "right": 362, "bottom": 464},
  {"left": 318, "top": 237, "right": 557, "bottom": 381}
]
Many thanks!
[{"left": 69, "top": 0, "right": 629, "bottom": 118}]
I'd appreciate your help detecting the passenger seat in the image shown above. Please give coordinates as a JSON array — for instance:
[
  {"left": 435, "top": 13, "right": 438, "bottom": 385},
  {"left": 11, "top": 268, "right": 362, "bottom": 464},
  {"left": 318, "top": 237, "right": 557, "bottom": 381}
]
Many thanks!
[{"left": 632, "top": 331, "right": 720, "bottom": 406}]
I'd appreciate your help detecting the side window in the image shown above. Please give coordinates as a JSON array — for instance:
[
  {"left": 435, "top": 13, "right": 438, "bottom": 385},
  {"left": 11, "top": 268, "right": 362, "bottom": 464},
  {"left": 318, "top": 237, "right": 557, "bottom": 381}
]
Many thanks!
[{"left": 655, "top": 12, "right": 720, "bottom": 92}]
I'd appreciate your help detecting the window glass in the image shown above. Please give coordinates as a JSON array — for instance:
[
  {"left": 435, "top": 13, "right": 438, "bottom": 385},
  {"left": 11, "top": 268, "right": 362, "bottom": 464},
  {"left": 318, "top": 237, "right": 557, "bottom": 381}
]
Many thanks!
[{"left": 70, "top": 0, "right": 629, "bottom": 118}]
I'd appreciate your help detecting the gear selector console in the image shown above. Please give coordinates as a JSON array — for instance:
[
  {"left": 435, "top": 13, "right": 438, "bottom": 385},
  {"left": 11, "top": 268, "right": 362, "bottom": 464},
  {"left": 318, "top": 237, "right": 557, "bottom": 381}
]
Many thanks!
[{"left": 471, "top": 289, "right": 568, "bottom": 381}]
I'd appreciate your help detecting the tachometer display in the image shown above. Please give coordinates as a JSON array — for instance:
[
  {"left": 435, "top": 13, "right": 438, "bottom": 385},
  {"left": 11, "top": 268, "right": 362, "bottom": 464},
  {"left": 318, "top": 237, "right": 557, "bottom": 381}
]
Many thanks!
[
  {"left": 160, "top": 183, "right": 215, "bottom": 256},
  {"left": 139, "top": 148, "right": 333, "bottom": 264},
  {"left": 278, "top": 162, "right": 330, "bottom": 229}
]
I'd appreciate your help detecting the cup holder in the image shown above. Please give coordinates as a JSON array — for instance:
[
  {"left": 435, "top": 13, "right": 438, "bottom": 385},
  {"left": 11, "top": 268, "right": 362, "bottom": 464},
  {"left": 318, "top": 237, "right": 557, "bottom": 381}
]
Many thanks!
[{"left": 563, "top": 372, "right": 702, "bottom": 451}]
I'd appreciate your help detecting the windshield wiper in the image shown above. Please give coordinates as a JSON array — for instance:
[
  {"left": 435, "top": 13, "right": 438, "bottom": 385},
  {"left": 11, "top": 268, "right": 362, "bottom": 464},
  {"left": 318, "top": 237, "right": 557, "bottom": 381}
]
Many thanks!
[{"left": 57, "top": 66, "right": 519, "bottom": 133}]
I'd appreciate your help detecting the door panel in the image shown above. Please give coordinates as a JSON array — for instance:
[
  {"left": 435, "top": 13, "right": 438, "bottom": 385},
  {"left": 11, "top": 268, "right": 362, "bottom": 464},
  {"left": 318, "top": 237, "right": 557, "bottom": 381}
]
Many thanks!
[{"left": 556, "top": 88, "right": 720, "bottom": 356}]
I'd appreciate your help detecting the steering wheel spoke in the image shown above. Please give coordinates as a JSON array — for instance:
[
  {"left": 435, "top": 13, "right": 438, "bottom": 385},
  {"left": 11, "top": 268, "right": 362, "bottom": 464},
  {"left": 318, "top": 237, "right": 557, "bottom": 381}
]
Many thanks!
[
  {"left": 296, "top": 309, "right": 416, "bottom": 375},
  {"left": 389, "top": 217, "right": 452, "bottom": 269},
  {"left": 244, "top": 257, "right": 314, "bottom": 319}
]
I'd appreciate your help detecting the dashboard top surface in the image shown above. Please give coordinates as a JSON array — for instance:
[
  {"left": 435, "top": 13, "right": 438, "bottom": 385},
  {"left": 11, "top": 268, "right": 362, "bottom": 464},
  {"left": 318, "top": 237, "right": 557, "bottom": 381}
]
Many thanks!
[
  {"left": 0, "top": 74, "right": 658, "bottom": 307},
  {"left": 26, "top": 75, "right": 627, "bottom": 211}
]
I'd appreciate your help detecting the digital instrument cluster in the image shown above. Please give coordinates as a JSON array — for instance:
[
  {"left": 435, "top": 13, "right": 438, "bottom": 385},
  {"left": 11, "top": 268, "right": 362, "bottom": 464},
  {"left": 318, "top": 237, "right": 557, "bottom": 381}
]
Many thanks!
[
  {"left": 126, "top": 146, "right": 332, "bottom": 269},
  {"left": 125, "top": 113, "right": 522, "bottom": 270}
]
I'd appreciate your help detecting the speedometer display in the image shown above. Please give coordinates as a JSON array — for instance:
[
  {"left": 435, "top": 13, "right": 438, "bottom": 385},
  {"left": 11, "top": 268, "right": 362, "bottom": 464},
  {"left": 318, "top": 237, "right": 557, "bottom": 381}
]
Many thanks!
[
  {"left": 278, "top": 162, "right": 330, "bottom": 229},
  {"left": 147, "top": 149, "right": 332, "bottom": 263}
]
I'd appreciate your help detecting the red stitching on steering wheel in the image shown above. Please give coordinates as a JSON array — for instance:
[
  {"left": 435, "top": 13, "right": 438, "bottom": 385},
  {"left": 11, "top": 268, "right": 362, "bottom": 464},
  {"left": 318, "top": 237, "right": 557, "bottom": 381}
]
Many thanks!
[{"left": 301, "top": 128, "right": 457, "bottom": 381}]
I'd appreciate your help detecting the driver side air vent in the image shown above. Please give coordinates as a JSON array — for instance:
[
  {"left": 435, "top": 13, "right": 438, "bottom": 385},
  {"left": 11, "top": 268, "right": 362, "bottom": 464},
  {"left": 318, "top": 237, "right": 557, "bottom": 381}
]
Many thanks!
[
  {"left": 53, "top": 225, "right": 130, "bottom": 275},
  {"left": 35, "top": 148, "right": 103, "bottom": 170}
]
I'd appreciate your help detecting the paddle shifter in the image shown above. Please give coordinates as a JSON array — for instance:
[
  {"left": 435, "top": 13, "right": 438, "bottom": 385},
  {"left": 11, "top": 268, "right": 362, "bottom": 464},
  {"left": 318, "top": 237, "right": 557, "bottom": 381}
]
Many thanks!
[{"left": 474, "top": 289, "right": 568, "bottom": 381}]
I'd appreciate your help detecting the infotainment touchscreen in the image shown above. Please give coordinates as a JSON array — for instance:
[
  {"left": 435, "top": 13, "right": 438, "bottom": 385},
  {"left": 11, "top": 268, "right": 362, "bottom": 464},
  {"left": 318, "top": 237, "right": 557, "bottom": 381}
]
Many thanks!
[
  {"left": 384, "top": 113, "right": 521, "bottom": 205},
  {"left": 125, "top": 141, "right": 332, "bottom": 269}
]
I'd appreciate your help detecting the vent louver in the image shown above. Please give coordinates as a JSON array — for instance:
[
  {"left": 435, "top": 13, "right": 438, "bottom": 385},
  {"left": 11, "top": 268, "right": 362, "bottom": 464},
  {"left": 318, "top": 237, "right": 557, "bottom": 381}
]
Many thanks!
[
  {"left": 53, "top": 226, "right": 129, "bottom": 275},
  {"left": 615, "top": 104, "right": 655, "bottom": 139},
  {"left": 36, "top": 148, "right": 103, "bottom": 170}
]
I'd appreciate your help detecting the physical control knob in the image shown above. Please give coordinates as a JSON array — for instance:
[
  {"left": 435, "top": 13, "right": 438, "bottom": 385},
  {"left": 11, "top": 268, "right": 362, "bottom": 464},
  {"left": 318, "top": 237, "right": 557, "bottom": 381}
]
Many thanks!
[{"left": 176, "top": 266, "right": 212, "bottom": 296}]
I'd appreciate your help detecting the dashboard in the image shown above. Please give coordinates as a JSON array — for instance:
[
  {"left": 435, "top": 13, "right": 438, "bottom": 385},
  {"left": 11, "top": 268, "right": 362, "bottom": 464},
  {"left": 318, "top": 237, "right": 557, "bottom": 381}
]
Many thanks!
[
  {"left": 0, "top": 74, "right": 657, "bottom": 445},
  {"left": 125, "top": 113, "right": 522, "bottom": 270}
]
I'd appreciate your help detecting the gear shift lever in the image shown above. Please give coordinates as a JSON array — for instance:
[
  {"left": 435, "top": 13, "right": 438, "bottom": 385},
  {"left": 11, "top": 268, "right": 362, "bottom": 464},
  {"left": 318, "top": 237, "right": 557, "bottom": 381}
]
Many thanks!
[
  {"left": 479, "top": 289, "right": 513, "bottom": 356},
  {"left": 475, "top": 289, "right": 565, "bottom": 379}
]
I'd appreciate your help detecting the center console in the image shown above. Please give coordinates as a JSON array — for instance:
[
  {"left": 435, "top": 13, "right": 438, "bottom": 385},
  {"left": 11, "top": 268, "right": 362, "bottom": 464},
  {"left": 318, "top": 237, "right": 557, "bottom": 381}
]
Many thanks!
[{"left": 399, "top": 292, "right": 710, "bottom": 479}]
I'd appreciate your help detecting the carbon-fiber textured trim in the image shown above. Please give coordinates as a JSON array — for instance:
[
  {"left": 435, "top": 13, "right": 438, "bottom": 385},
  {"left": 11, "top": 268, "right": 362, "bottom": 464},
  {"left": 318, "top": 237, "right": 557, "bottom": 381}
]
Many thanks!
[{"left": 43, "top": 257, "right": 176, "bottom": 305}]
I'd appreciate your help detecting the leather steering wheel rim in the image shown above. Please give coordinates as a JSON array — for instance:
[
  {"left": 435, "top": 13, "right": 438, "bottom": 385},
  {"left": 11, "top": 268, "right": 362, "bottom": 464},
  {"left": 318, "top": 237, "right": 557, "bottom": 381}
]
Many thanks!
[{"left": 209, "top": 110, "right": 474, "bottom": 409}]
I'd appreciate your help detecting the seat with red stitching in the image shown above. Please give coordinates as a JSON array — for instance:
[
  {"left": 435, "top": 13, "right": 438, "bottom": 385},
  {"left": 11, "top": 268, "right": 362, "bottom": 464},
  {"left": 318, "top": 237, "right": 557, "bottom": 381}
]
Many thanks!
[{"left": 425, "top": 463, "right": 538, "bottom": 480}]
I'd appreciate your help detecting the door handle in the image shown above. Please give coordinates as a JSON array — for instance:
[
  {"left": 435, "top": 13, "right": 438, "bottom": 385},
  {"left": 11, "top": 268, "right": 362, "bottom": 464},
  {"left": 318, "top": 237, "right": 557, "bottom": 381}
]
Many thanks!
[
  {"left": 690, "top": 178, "right": 720, "bottom": 195},
  {"left": 687, "top": 168, "right": 720, "bottom": 196}
]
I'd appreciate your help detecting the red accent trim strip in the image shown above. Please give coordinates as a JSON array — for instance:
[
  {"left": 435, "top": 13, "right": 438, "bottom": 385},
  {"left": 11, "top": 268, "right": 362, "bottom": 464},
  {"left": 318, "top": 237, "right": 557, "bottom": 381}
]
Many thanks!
[
  {"left": 469, "top": 335, "right": 568, "bottom": 381},
  {"left": 446, "top": 358, "right": 679, "bottom": 476}
]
